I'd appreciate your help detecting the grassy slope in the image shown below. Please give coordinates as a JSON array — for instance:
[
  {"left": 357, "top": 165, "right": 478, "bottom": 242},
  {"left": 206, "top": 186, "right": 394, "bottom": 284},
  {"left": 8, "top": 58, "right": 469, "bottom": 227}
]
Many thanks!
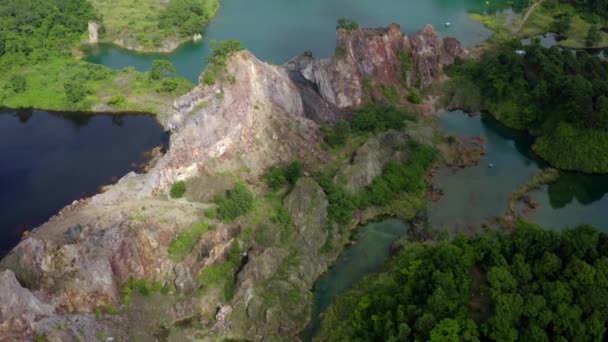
[
  {"left": 522, "top": 4, "right": 608, "bottom": 48},
  {"left": 472, "top": 2, "right": 608, "bottom": 48},
  {"left": 91, "top": 0, "right": 220, "bottom": 51},
  {"left": 0, "top": 57, "right": 193, "bottom": 115}
]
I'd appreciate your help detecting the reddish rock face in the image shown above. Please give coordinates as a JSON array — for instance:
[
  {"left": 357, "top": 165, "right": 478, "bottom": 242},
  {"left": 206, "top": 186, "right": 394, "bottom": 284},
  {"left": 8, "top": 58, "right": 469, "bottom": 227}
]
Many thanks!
[
  {"left": 0, "top": 23, "right": 465, "bottom": 342},
  {"left": 287, "top": 23, "right": 468, "bottom": 110}
]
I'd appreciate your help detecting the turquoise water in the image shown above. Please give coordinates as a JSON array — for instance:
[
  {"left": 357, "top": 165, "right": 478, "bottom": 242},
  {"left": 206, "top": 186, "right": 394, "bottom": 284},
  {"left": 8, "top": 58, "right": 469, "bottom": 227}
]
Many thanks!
[
  {"left": 82, "top": 3, "right": 607, "bottom": 338},
  {"left": 430, "top": 111, "right": 608, "bottom": 231},
  {"left": 84, "top": 0, "right": 517, "bottom": 83},
  {"left": 302, "top": 218, "right": 409, "bottom": 341}
]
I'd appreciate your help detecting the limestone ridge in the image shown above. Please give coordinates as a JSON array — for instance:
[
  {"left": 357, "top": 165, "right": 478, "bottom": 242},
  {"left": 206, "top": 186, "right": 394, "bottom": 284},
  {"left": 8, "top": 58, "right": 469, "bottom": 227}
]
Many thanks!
[
  {"left": 0, "top": 25, "right": 464, "bottom": 341},
  {"left": 286, "top": 23, "right": 468, "bottom": 114}
]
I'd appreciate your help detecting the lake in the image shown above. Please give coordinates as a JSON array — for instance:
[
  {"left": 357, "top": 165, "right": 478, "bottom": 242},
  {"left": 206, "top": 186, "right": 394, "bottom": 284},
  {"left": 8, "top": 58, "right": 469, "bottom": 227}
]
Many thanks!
[
  {"left": 0, "top": 110, "right": 167, "bottom": 255},
  {"left": 430, "top": 110, "right": 608, "bottom": 232},
  {"left": 84, "top": 0, "right": 523, "bottom": 83}
]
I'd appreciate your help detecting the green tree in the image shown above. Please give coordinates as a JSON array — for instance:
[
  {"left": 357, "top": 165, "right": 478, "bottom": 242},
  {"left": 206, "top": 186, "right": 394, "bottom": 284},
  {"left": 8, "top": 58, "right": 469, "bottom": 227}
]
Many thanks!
[
  {"left": 586, "top": 25, "right": 602, "bottom": 47},
  {"left": 325, "top": 120, "right": 351, "bottom": 147},
  {"left": 553, "top": 14, "right": 572, "bottom": 35},
  {"left": 158, "top": 78, "right": 179, "bottom": 93},
  {"left": 149, "top": 59, "right": 176, "bottom": 80},
  {"left": 407, "top": 88, "right": 422, "bottom": 104},
  {"left": 430, "top": 318, "right": 461, "bottom": 342},
  {"left": 284, "top": 161, "right": 303, "bottom": 185},
  {"left": 170, "top": 180, "right": 187, "bottom": 198},
  {"left": 64, "top": 80, "right": 88, "bottom": 103},
  {"left": 214, "top": 182, "right": 254, "bottom": 221}
]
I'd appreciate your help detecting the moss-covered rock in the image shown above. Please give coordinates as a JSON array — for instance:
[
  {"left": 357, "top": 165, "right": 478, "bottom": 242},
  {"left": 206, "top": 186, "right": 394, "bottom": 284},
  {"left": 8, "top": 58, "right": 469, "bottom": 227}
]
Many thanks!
[{"left": 335, "top": 130, "right": 409, "bottom": 193}]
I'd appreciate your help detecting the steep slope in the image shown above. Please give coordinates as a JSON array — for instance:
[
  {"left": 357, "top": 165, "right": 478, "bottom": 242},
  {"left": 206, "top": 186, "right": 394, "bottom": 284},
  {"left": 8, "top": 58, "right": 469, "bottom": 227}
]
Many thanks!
[
  {"left": 286, "top": 23, "right": 467, "bottom": 113},
  {"left": 0, "top": 24, "right": 464, "bottom": 341}
]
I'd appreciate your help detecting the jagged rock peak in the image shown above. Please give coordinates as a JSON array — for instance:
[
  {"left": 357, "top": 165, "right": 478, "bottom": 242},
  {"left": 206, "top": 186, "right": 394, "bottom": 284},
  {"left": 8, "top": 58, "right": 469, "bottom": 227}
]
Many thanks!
[{"left": 286, "top": 23, "right": 468, "bottom": 110}]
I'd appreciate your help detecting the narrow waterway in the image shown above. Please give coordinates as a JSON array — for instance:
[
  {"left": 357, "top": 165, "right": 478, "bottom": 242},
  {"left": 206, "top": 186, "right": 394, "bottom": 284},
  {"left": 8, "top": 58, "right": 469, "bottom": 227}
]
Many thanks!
[
  {"left": 302, "top": 218, "right": 409, "bottom": 341},
  {"left": 0, "top": 110, "right": 167, "bottom": 255}
]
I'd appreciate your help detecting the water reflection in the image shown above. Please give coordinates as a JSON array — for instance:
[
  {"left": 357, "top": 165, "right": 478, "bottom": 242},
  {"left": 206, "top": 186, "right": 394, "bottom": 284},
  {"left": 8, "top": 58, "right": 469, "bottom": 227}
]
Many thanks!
[
  {"left": 432, "top": 111, "right": 608, "bottom": 231},
  {"left": 0, "top": 110, "right": 167, "bottom": 255},
  {"left": 84, "top": 0, "right": 514, "bottom": 82}
]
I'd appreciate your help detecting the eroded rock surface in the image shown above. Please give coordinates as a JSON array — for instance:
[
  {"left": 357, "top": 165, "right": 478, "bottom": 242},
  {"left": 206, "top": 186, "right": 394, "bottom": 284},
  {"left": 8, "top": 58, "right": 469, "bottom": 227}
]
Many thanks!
[
  {"left": 0, "top": 270, "right": 54, "bottom": 339},
  {"left": 286, "top": 24, "right": 468, "bottom": 112},
  {"left": 229, "top": 177, "right": 330, "bottom": 340},
  {"left": 0, "top": 24, "right": 463, "bottom": 341},
  {"left": 337, "top": 130, "right": 409, "bottom": 193}
]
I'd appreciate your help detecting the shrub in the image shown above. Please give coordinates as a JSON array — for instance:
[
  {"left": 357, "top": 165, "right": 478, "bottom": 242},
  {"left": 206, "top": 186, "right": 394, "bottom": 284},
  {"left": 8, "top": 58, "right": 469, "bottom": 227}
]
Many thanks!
[
  {"left": 325, "top": 120, "right": 351, "bottom": 147},
  {"left": 201, "top": 40, "right": 243, "bottom": 86},
  {"left": 170, "top": 180, "right": 187, "bottom": 198},
  {"left": 408, "top": 88, "right": 422, "bottom": 104},
  {"left": 8, "top": 75, "right": 26, "bottom": 93},
  {"left": 263, "top": 167, "right": 287, "bottom": 189},
  {"left": 362, "top": 142, "right": 437, "bottom": 206},
  {"left": 337, "top": 18, "right": 359, "bottom": 31},
  {"left": 120, "top": 279, "right": 164, "bottom": 304},
  {"left": 157, "top": 78, "right": 179, "bottom": 93},
  {"left": 204, "top": 207, "right": 217, "bottom": 219},
  {"left": 149, "top": 59, "right": 176, "bottom": 80},
  {"left": 263, "top": 161, "right": 304, "bottom": 189},
  {"left": 285, "top": 161, "right": 303, "bottom": 185},
  {"left": 214, "top": 182, "right": 254, "bottom": 221},
  {"left": 317, "top": 174, "right": 357, "bottom": 224},
  {"left": 380, "top": 84, "right": 400, "bottom": 103},
  {"left": 63, "top": 80, "right": 88, "bottom": 104},
  {"left": 206, "top": 40, "right": 244, "bottom": 68},
  {"left": 351, "top": 104, "right": 413, "bottom": 133},
  {"left": 107, "top": 95, "right": 126, "bottom": 106},
  {"left": 398, "top": 50, "right": 412, "bottom": 83},
  {"left": 198, "top": 242, "right": 241, "bottom": 300},
  {"left": 586, "top": 25, "right": 602, "bottom": 47},
  {"left": 168, "top": 221, "right": 210, "bottom": 261},
  {"left": 202, "top": 71, "right": 216, "bottom": 85}
]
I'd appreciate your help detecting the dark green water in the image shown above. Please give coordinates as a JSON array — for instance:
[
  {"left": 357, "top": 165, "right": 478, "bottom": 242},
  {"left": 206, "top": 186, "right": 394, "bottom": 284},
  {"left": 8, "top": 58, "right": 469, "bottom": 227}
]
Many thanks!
[
  {"left": 430, "top": 110, "right": 608, "bottom": 231},
  {"left": 306, "top": 111, "right": 608, "bottom": 340},
  {"left": 302, "top": 218, "right": 409, "bottom": 341},
  {"left": 84, "top": 0, "right": 520, "bottom": 83}
]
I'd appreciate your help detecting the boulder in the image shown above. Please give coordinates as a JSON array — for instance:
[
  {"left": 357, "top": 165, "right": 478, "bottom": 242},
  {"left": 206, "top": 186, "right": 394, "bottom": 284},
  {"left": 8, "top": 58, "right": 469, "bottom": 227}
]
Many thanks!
[
  {"left": 284, "top": 177, "right": 329, "bottom": 253},
  {"left": 336, "top": 130, "right": 409, "bottom": 193},
  {"left": 0, "top": 270, "right": 54, "bottom": 340}
]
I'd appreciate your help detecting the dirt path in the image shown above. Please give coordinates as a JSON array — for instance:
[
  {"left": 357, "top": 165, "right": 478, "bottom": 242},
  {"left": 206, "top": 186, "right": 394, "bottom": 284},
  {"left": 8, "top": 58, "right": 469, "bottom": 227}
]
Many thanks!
[{"left": 513, "top": 0, "right": 545, "bottom": 35}]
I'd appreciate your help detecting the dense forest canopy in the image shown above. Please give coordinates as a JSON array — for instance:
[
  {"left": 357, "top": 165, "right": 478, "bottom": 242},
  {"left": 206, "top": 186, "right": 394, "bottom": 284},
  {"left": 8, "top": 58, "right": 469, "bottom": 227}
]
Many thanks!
[
  {"left": 0, "top": 0, "right": 94, "bottom": 62},
  {"left": 319, "top": 222, "right": 608, "bottom": 342},
  {"left": 447, "top": 41, "right": 608, "bottom": 173},
  {"left": 553, "top": 0, "right": 608, "bottom": 20},
  {"left": 158, "top": 0, "right": 218, "bottom": 36}
]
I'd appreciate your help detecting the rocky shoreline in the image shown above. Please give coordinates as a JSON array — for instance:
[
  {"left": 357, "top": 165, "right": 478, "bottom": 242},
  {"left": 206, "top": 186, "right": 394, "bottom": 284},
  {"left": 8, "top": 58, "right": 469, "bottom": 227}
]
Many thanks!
[{"left": 0, "top": 24, "right": 466, "bottom": 341}]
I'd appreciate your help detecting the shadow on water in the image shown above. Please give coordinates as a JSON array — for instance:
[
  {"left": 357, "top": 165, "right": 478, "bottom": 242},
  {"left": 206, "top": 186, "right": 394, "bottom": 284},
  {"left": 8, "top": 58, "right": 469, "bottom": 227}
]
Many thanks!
[
  {"left": 431, "top": 110, "right": 608, "bottom": 231},
  {"left": 0, "top": 109, "right": 168, "bottom": 256}
]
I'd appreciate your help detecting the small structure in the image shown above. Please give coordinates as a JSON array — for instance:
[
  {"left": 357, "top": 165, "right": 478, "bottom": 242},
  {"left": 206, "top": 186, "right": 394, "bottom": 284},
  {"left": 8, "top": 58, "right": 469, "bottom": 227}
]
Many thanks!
[
  {"left": 445, "top": 22, "right": 452, "bottom": 27},
  {"left": 515, "top": 49, "right": 527, "bottom": 55}
]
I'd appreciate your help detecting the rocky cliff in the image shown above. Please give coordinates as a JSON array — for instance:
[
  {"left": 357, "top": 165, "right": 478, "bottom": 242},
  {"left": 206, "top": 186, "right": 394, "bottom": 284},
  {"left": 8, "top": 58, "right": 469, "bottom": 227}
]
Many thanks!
[
  {"left": 0, "top": 24, "right": 464, "bottom": 341},
  {"left": 285, "top": 23, "right": 467, "bottom": 114}
]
